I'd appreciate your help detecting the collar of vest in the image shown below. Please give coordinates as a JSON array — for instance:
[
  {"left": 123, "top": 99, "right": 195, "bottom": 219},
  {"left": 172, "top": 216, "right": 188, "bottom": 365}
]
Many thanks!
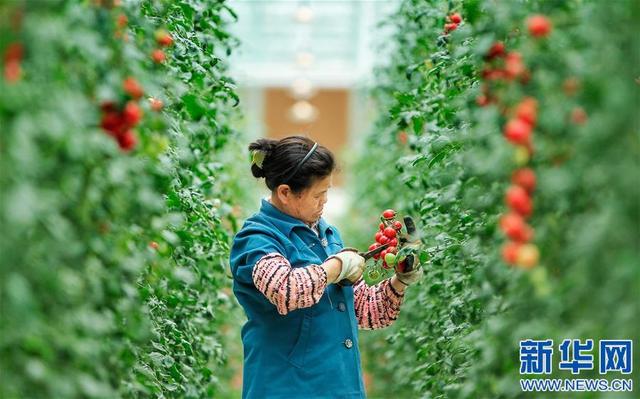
[{"left": 260, "top": 198, "right": 333, "bottom": 238}]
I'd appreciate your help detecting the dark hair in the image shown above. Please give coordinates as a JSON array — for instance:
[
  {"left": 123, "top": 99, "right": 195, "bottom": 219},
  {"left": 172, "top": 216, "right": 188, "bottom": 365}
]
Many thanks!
[{"left": 248, "top": 135, "right": 336, "bottom": 194}]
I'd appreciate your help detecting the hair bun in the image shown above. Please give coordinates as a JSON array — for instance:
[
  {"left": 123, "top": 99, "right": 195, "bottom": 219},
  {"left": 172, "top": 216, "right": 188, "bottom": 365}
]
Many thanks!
[{"left": 248, "top": 138, "right": 277, "bottom": 178}]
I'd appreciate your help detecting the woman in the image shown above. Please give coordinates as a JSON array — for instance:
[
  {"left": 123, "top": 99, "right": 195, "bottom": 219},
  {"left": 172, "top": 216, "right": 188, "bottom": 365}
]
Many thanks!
[{"left": 230, "top": 136, "right": 423, "bottom": 398}]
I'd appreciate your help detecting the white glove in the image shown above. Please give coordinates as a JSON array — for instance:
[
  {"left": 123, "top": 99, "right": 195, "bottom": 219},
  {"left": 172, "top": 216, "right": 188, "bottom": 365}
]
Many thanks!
[{"left": 328, "top": 249, "right": 365, "bottom": 284}]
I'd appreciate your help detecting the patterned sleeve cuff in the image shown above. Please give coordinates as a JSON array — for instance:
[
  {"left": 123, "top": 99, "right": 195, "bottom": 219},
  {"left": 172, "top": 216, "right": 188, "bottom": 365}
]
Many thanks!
[{"left": 252, "top": 253, "right": 328, "bottom": 315}]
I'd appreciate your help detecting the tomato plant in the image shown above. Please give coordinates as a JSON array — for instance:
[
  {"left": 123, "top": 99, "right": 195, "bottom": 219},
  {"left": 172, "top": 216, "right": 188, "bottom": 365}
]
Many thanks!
[
  {"left": 0, "top": 1, "right": 245, "bottom": 397},
  {"left": 347, "top": 0, "right": 638, "bottom": 397}
]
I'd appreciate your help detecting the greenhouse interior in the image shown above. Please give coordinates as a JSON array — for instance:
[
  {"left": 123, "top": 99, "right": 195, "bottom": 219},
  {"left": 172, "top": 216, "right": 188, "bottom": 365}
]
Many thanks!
[{"left": 1, "top": 0, "right": 638, "bottom": 398}]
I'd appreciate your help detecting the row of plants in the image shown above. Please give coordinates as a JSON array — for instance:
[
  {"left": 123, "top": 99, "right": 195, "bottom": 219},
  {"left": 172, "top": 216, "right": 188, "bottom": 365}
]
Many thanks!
[
  {"left": 346, "top": 0, "right": 638, "bottom": 397},
  {"left": 0, "top": 0, "right": 246, "bottom": 397}
]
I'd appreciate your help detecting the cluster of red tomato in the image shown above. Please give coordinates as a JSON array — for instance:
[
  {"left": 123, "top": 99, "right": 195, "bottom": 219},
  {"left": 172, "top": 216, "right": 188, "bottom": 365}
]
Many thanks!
[
  {"left": 444, "top": 12, "right": 462, "bottom": 34},
  {"left": 114, "top": 11, "right": 173, "bottom": 65},
  {"left": 98, "top": 9, "right": 170, "bottom": 152},
  {"left": 476, "top": 15, "right": 556, "bottom": 269},
  {"left": 152, "top": 29, "right": 173, "bottom": 64},
  {"left": 367, "top": 209, "right": 410, "bottom": 273},
  {"left": 3, "top": 42, "right": 22, "bottom": 83},
  {"left": 3, "top": 8, "right": 23, "bottom": 84},
  {"left": 99, "top": 78, "right": 145, "bottom": 151}
]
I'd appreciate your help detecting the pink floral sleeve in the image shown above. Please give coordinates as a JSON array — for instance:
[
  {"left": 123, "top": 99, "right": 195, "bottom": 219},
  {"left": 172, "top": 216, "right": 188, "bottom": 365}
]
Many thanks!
[
  {"left": 353, "top": 277, "right": 405, "bottom": 330},
  {"left": 251, "top": 253, "right": 328, "bottom": 315}
]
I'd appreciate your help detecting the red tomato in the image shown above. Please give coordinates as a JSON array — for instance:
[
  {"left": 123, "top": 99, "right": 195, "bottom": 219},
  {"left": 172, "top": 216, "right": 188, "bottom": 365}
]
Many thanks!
[
  {"left": 485, "top": 41, "right": 505, "bottom": 60},
  {"left": 123, "top": 77, "right": 143, "bottom": 99},
  {"left": 504, "top": 52, "right": 525, "bottom": 79},
  {"left": 502, "top": 241, "right": 521, "bottom": 265},
  {"left": 499, "top": 212, "right": 533, "bottom": 242},
  {"left": 393, "top": 221, "right": 402, "bottom": 230},
  {"left": 382, "top": 209, "right": 396, "bottom": 219},
  {"left": 511, "top": 168, "right": 536, "bottom": 193},
  {"left": 527, "top": 15, "right": 552, "bottom": 38},
  {"left": 504, "top": 118, "right": 532, "bottom": 145},
  {"left": 375, "top": 231, "right": 383, "bottom": 242},
  {"left": 123, "top": 101, "right": 143, "bottom": 126},
  {"left": 444, "top": 22, "right": 458, "bottom": 33},
  {"left": 515, "top": 97, "right": 538, "bottom": 127},
  {"left": 505, "top": 186, "right": 533, "bottom": 217},
  {"left": 388, "top": 238, "right": 398, "bottom": 247},
  {"left": 449, "top": 13, "right": 462, "bottom": 23},
  {"left": 383, "top": 227, "right": 397, "bottom": 239},
  {"left": 155, "top": 30, "right": 174, "bottom": 47},
  {"left": 100, "top": 111, "right": 125, "bottom": 137},
  {"left": 378, "top": 236, "right": 389, "bottom": 245},
  {"left": 149, "top": 97, "right": 164, "bottom": 112},
  {"left": 571, "top": 107, "right": 588, "bottom": 125},
  {"left": 152, "top": 49, "right": 166, "bottom": 63},
  {"left": 117, "top": 130, "right": 137, "bottom": 152}
]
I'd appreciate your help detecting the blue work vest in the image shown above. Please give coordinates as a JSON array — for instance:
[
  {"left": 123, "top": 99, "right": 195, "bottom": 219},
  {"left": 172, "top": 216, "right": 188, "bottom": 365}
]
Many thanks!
[{"left": 229, "top": 199, "right": 366, "bottom": 398}]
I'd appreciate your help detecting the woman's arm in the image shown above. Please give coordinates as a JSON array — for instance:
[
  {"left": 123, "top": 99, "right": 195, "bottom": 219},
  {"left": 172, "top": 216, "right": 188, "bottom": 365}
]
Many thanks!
[
  {"left": 252, "top": 253, "right": 342, "bottom": 316},
  {"left": 353, "top": 277, "right": 405, "bottom": 330}
]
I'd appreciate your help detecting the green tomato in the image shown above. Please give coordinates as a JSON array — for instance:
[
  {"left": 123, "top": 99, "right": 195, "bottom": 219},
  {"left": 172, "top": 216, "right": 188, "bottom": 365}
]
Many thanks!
[{"left": 384, "top": 252, "right": 397, "bottom": 266}]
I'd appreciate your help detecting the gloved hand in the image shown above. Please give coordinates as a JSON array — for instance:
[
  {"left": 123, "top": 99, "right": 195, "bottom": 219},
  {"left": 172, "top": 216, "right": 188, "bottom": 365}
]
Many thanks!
[
  {"left": 396, "top": 264, "right": 423, "bottom": 286},
  {"left": 395, "top": 216, "right": 424, "bottom": 287},
  {"left": 328, "top": 248, "right": 365, "bottom": 284}
]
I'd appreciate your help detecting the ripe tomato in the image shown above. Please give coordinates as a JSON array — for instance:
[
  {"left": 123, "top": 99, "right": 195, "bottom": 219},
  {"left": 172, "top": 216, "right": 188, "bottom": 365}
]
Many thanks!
[
  {"left": 476, "top": 94, "right": 490, "bottom": 107},
  {"left": 383, "top": 227, "right": 397, "bottom": 239},
  {"left": 486, "top": 41, "right": 505, "bottom": 60},
  {"left": 504, "top": 118, "right": 532, "bottom": 145},
  {"left": 149, "top": 97, "right": 164, "bottom": 112},
  {"left": 101, "top": 111, "right": 125, "bottom": 137},
  {"left": 515, "top": 97, "right": 538, "bottom": 127},
  {"left": 527, "top": 15, "right": 552, "bottom": 38},
  {"left": 123, "top": 77, "right": 143, "bottom": 99},
  {"left": 444, "top": 22, "right": 458, "bottom": 33},
  {"left": 505, "top": 186, "right": 533, "bottom": 217},
  {"left": 123, "top": 101, "right": 143, "bottom": 126},
  {"left": 504, "top": 52, "right": 525, "bottom": 79},
  {"left": 386, "top": 246, "right": 397, "bottom": 254},
  {"left": 155, "top": 30, "right": 174, "bottom": 47},
  {"left": 449, "top": 13, "right": 462, "bottom": 23},
  {"left": 117, "top": 130, "right": 137, "bottom": 152},
  {"left": 499, "top": 212, "right": 533, "bottom": 242},
  {"left": 393, "top": 221, "right": 402, "bottom": 230},
  {"left": 501, "top": 241, "right": 521, "bottom": 265},
  {"left": 571, "top": 107, "right": 588, "bottom": 125},
  {"left": 379, "top": 222, "right": 385, "bottom": 231},
  {"left": 511, "top": 168, "right": 536, "bottom": 193},
  {"left": 382, "top": 209, "right": 396, "bottom": 219},
  {"left": 378, "top": 235, "right": 389, "bottom": 245},
  {"left": 152, "top": 49, "right": 166, "bottom": 63},
  {"left": 368, "top": 243, "right": 379, "bottom": 252},
  {"left": 388, "top": 238, "right": 398, "bottom": 247}
]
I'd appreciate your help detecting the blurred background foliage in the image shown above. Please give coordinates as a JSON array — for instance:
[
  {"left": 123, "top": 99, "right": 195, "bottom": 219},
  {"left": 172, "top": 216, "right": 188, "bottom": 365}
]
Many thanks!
[{"left": 0, "top": 0, "right": 250, "bottom": 397}]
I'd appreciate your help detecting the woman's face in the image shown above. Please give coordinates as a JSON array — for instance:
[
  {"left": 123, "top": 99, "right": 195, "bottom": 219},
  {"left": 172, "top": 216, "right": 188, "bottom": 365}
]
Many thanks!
[{"left": 276, "top": 175, "right": 332, "bottom": 225}]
